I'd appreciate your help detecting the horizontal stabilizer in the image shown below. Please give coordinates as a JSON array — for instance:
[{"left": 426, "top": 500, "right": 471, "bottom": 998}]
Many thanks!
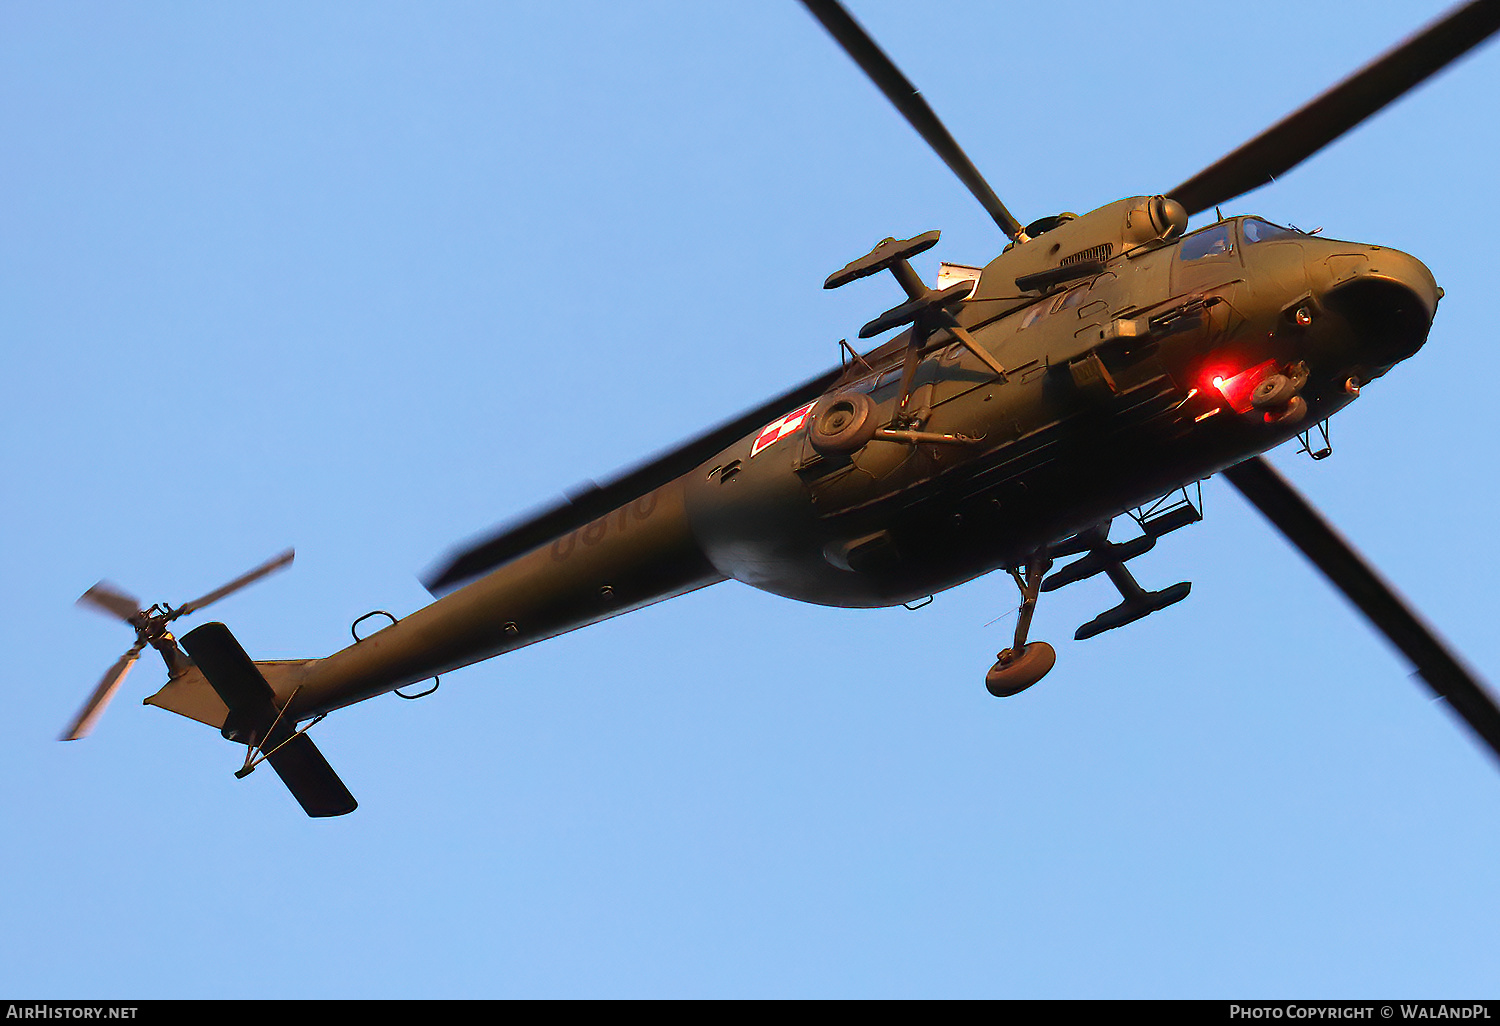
[
  {"left": 181, "top": 622, "right": 276, "bottom": 719},
  {"left": 180, "top": 622, "right": 356, "bottom": 818},
  {"left": 145, "top": 659, "right": 316, "bottom": 732},
  {"left": 263, "top": 732, "right": 358, "bottom": 818}
]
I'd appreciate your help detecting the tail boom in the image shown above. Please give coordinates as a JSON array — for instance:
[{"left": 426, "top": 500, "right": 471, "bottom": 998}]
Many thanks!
[{"left": 291, "top": 480, "right": 724, "bottom": 714}]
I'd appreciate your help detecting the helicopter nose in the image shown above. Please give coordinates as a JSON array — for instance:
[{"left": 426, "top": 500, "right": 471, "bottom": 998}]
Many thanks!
[{"left": 1316, "top": 246, "right": 1439, "bottom": 368}]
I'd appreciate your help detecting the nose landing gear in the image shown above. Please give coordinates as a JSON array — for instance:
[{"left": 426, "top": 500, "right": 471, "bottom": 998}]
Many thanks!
[
  {"left": 986, "top": 556, "right": 1057, "bottom": 697},
  {"left": 1251, "top": 362, "right": 1311, "bottom": 425}
]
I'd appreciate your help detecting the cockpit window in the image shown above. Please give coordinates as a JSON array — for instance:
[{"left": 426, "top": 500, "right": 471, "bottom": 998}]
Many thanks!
[
  {"left": 1243, "top": 218, "right": 1299, "bottom": 244},
  {"left": 1179, "top": 223, "right": 1235, "bottom": 261}
]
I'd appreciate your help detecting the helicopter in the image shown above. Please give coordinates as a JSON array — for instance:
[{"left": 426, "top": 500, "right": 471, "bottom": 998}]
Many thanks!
[{"left": 62, "top": 0, "right": 1500, "bottom": 817}]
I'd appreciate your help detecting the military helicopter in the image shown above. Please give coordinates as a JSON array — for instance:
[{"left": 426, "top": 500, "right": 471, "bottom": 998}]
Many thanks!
[{"left": 63, "top": 0, "right": 1500, "bottom": 816}]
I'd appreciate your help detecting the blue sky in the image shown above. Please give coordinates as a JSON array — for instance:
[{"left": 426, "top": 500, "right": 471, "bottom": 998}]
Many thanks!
[{"left": 5, "top": 0, "right": 1500, "bottom": 999}]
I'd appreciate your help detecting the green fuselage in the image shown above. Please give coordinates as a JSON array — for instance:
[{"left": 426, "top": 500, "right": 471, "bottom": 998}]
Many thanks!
[{"left": 263, "top": 200, "right": 1437, "bottom": 722}]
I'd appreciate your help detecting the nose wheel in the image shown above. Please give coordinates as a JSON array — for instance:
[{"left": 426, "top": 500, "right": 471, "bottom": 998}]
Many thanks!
[
  {"left": 987, "top": 556, "right": 1056, "bottom": 697},
  {"left": 1250, "top": 363, "right": 1310, "bottom": 425}
]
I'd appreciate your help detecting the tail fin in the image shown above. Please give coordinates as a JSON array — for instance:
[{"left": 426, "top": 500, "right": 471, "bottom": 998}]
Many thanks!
[{"left": 178, "top": 623, "right": 356, "bottom": 818}]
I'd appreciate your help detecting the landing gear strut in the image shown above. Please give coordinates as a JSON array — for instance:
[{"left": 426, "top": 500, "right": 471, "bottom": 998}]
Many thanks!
[{"left": 987, "top": 555, "right": 1057, "bottom": 697}]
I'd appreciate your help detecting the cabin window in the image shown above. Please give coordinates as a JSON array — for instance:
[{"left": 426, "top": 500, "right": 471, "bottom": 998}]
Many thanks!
[
  {"left": 1020, "top": 283, "right": 1087, "bottom": 329},
  {"left": 1242, "top": 218, "right": 1299, "bottom": 244},
  {"left": 1179, "top": 223, "right": 1235, "bottom": 261},
  {"left": 1056, "top": 285, "right": 1091, "bottom": 312},
  {"left": 1019, "top": 298, "right": 1050, "bottom": 330}
]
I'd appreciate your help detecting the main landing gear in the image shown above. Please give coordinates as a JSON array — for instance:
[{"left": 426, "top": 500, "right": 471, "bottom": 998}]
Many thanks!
[
  {"left": 986, "top": 556, "right": 1057, "bottom": 697},
  {"left": 984, "top": 510, "right": 1199, "bottom": 697}
]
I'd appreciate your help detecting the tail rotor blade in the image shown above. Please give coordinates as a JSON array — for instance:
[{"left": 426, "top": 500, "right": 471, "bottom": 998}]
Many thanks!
[
  {"left": 76, "top": 582, "right": 143, "bottom": 623},
  {"left": 174, "top": 549, "right": 294, "bottom": 619},
  {"left": 1223, "top": 456, "right": 1500, "bottom": 765},
  {"left": 60, "top": 642, "right": 145, "bottom": 741}
]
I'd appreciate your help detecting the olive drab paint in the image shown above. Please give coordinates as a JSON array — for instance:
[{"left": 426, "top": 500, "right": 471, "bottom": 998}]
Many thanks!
[{"left": 84, "top": 1, "right": 1500, "bottom": 815}]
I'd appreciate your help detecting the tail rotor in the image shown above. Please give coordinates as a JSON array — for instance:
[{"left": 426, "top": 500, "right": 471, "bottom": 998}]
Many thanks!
[
  {"left": 63, "top": 549, "right": 294, "bottom": 740},
  {"left": 60, "top": 641, "right": 146, "bottom": 741}
]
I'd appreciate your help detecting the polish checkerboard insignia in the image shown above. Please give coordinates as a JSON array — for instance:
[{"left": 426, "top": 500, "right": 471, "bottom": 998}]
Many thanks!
[{"left": 751, "top": 401, "right": 816, "bottom": 457}]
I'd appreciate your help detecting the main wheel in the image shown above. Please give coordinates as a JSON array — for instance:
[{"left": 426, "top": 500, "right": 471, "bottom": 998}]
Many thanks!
[
  {"left": 808, "top": 392, "right": 878, "bottom": 456},
  {"left": 985, "top": 641, "right": 1056, "bottom": 697}
]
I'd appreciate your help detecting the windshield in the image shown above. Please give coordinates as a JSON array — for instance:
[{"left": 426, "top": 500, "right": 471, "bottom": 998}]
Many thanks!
[
  {"left": 1179, "top": 223, "right": 1235, "bottom": 261},
  {"left": 1243, "top": 218, "right": 1300, "bottom": 244}
]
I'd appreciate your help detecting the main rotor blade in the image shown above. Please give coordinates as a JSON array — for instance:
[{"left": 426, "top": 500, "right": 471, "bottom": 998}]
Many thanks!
[
  {"left": 76, "top": 582, "right": 142, "bottom": 623},
  {"left": 426, "top": 364, "right": 844, "bottom": 593},
  {"left": 799, "top": 0, "right": 1026, "bottom": 240},
  {"left": 60, "top": 641, "right": 144, "bottom": 741},
  {"left": 1168, "top": 0, "right": 1500, "bottom": 217},
  {"left": 1223, "top": 456, "right": 1500, "bottom": 765},
  {"left": 174, "top": 548, "right": 295, "bottom": 619}
]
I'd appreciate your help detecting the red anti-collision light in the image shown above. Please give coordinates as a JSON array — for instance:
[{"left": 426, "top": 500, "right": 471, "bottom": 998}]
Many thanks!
[{"left": 1209, "top": 359, "right": 1279, "bottom": 414}]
